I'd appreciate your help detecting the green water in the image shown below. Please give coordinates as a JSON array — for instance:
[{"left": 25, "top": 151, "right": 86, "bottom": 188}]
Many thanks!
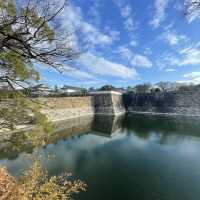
[{"left": 1, "top": 114, "right": 200, "bottom": 200}]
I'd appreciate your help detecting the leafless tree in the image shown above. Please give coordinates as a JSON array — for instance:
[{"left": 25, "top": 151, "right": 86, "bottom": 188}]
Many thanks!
[{"left": 185, "top": 0, "right": 200, "bottom": 16}]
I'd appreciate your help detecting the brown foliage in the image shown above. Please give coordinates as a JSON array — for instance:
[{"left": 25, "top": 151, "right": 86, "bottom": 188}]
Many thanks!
[
  {"left": 0, "top": 161, "right": 86, "bottom": 200},
  {"left": 0, "top": 167, "right": 20, "bottom": 200}
]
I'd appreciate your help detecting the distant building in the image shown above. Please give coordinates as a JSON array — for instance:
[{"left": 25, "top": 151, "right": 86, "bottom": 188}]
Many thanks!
[
  {"left": 29, "top": 84, "right": 52, "bottom": 96},
  {"left": 59, "top": 85, "right": 84, "bottom": 94}
]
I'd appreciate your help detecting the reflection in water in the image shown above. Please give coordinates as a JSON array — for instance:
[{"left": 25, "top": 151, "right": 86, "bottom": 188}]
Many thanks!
[
  {"left": 91, "top": 115, "right": 124, "bottom": 137},
  {"left": 1, "top": 114, "right": 200, "bottom": 200}
]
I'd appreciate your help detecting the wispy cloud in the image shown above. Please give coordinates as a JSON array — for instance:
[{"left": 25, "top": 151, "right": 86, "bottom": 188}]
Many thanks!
[
  {"left": 130, "top": 40, "right": 138, "bottom": 47},
  {"left": 150, "top": 0, "right": 170, "bottom": 28},
  {"left": 182, "top": 71, "right": 200, "bottom": 84},
  {"left": 60, "top": 4, "right": 115, "bottom": 49},
  {"left": 157, "top": 45, "right": 200, "bottom": 70},
  {"left": 36, "top": 63, "right": 95, "bottom": 81},
  {"left": 130, "top": 54, "right": 153, "bottom": 68},
  {"left": 88, "top": 1, "right": 101, "bottom": 27},
  {"left": 117, "top": 46, "right": 133, "bottom": 60},
  {"left": 113, "top": 2, "right": 137, "bottom": 33},
  {"left": 165, "top": 68, "right": 176, "bottom": 72},
  {"left": 144, "top": 48, "right": 152, "bottom": 55},
  {"left": 62, "top": 66, "right": 95, "bottom": 80},
  {"left": 178, "top": 47, "right": 200, "bottom": 65},
  {"left": 121, "top": 5, "right": 132, "bottom": 18},
  {"left": 104, "top": 26, "right": 120, "bottom": 41},
  {"left": 116, "top": 46, "right": 153, "bottom": 68},
  {"left": 159, "top": 30, "right": 188, "bottom": 46},
  {"left": 78, "top": 53, "right": 138, "bottom": 79}
]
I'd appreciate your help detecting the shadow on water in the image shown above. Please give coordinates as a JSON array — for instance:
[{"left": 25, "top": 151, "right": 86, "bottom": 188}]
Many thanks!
[{"left": 1, "top": 114, "right": 200, "bottom": 200}]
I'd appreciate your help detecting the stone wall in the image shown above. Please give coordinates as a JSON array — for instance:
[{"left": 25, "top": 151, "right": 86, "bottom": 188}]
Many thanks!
[
  {"left": 40, "top": 96, "right": 95, "bottom": 121},
  {"left": 111, "top": 93, "right": 126, "bottom": 114},
  {"left": 41, "top": 90, "right": 200, "bottom": 120},
  {"left": 3, "top": 89, "right": 200, "bottom": 126},
  {"left": 40, "top": 92, "right": 125, "bottom": 121},
  {"left": 93, "top": 93, "right": 114, "bottom": 114},
  {"left": 92, "top": 91, "right": 125, "bottom": 115},
  {"left": 125, "top": 90, "right": 200, "bottom": 116}
]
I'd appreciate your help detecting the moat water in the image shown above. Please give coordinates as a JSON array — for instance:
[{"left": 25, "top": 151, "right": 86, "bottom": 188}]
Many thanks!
[{"left": 1, "top": 114, "right": 200, "bottom": 200}]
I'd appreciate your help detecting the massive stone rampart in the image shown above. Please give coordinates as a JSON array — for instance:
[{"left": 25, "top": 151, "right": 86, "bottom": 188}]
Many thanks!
[
  {"left": 40, "top": 91, "right": 125, "bottom": 121},
  {"left": 92, "top": 91, "right": 125, "bottom": 115},
  {"left": 40, "top": 96, "right": 95, "bottom": 121},
  {"left": 125, "top": 90, "right": 200, "bottom": 116},
  {"left": 2, "top": 89, "right": 199, "bottom": 127}
]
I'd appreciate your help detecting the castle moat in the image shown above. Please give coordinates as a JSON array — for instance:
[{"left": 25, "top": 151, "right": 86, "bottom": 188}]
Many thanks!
[{"left": 1, "top": 114, "right": 200, "bottom": 200}]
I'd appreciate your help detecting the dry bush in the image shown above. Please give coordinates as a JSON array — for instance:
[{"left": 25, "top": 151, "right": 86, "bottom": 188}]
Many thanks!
[
  {"left": 0, "top": 167, "right": 20, "bottom": 200},
  {"left": 0, "top": 161, "right": 86, "bottom": 200}
]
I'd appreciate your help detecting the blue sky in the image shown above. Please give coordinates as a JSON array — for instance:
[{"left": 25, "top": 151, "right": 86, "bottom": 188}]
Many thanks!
[{"left": 37, "top": 0, "right": 200, "bottom": 88}]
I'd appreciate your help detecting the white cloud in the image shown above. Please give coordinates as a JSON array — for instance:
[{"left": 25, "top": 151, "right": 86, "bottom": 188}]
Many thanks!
[
  {"left": 79, "top": 53, "right": 137, "bottom": 79},
  {"left": 116, "top": 47, "right": 153, "bottom": 69},
  {"left": 113, "top": 0, "right": 124, "bottom": 8},
  {"left": 124, "top": 17, "right": 135, "bottom": 32},
  {"left": 130, "top": 54, "right": 153, "bottom": 68},
  {"left": 130, "top": 40, "right": 138, "bottom": 47},
  {"left": 60, "top": 4, "right": 114, "bottom": 49},
  {"left": 165, "top": 68, "right": 176, "bottom": 72},
  {"left": 121, "top": 5, "right": 132, "bottom": 18},
  {"left": 163, "top": 22, "right": 175, "bottom": 31},
  {"left": 187, "top": 11, "right": 200, "bottom": 23},
  {"left": 182, "top": 71, "right": 200, "bottom": 84},
  {"left": 150, "top": 0, "right": 170, "bottom": 28},
  {"left": 117, "top": 47, "right": 133, "bottom": 60},
  {"left": 178, "top": 47, "right": 200, "bottom": 65},
  {"left": 36, "top": 63, "right": 95, "bottom": 81},
  {"left": 183, "top": 71, "right": 200, "bottom": 78},
  {"left": 113, "top": 2, "right": 136, "bottom": 32},
  {"left": 159, "top": 30, "right": 188, "bottom": 46},
  {"left": 63, "top": 66, "right": 95, "bottom": 80},
  {"left": 173, "top": 1, "right": 184, "bottom": 11},
  {"left": 104, "top": 26, "right": 120, "bottom": 41},
  {"left": 88, "top": 1, "right": 101, "bottom": 26},
  {"left": 144, "top": 47, "right": 152, "bottom": 55},
  {"left": 157, "top": 46, "right": 200, "bottom": 70}
]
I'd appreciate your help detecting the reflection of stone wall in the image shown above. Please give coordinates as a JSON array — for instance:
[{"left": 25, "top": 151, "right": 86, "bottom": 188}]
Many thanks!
[
  {"left": 0, "top": 114, "right": 124, "bottom": 159},
  {"left": 0, "top": 116, "right": 94, "bottom": 160},
  {"left": 125, "top": 91, "right": 200, "bottom": 116},
  {"left": 92, "top": 115, "right": 124, "bottom": 136}
]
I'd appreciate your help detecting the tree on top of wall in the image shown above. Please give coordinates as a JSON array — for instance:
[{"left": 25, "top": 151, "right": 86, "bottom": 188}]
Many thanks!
[
  {"left": 100, "top": 85, "right": 115, "bottom": 91},
  {"left": 134, "top": 83, "right": 152, "bottom": 94}
]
